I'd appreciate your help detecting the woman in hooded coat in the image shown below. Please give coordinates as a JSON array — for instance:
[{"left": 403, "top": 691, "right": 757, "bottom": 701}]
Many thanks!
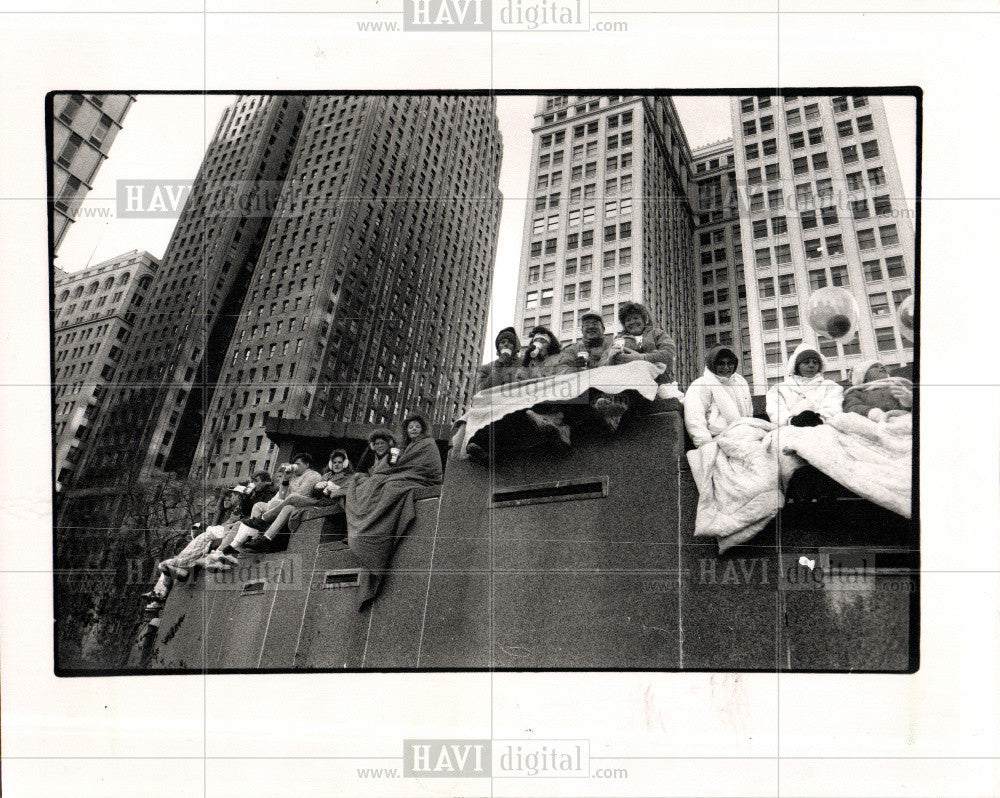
[
  {"left": 683, "top": 344, "right": 754, "bottom": 447},
  {"left": 516, "top": 325, "right": 567, "bottom": 380},
  {"left": 766, "top": 342, "right": 844, "bottom": 427},
  {"left": 843, "top": 360, "right": 913, "bottom": 420}
]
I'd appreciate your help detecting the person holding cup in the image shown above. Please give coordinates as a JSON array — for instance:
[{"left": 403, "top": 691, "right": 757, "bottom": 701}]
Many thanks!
[
  {"left": 558, "top": 312, "right": 610, "bottom": 371},
  {"left": 475, "top": 327, "right": 522, "bottom": 393}
]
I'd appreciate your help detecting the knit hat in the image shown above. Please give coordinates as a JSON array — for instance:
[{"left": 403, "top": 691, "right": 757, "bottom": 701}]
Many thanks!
[
  {"left": 367, "top": 426, "right": 396, "bottom": 445},
  {"left": 527, "top": 325, "right": 561, "bottom": 355},
  {"left": 580, "top": 311, "right": 604, "bottom": 326},
  {"left": 495, "top": 327, "right": 520, "bottom": 354}
]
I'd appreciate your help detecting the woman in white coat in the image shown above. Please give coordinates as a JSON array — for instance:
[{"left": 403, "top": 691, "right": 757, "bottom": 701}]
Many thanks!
[
  {"left": 683, "top": 344, "right": 754, "bottom": 447},
  {"left": 766, "top": 342, "right": 843, "bottom": 427}
]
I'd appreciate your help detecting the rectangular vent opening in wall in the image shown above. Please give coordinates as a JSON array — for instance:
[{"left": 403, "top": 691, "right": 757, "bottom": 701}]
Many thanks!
[
  {"left": 323, "top": 570, "right": 361, "bottom": 589},
  {"left": 241, "top": 580, "right": 266, "bottom": 596},
  {"left": 491, "top": 477, "right": 608, "bottom": 508}
]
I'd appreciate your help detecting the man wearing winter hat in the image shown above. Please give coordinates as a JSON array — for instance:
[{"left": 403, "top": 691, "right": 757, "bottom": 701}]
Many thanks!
[{"left": 475, "top": 326, "right": 523, "bottom": 392}]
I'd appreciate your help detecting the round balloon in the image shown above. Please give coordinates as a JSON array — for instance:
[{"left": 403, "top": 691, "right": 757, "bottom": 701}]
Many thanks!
[
  {"left": 806, "top": 286, "right": 859, "bottom": 341},
  {"left": 897, "top": 294, "right": 915, "bottom": 342}
]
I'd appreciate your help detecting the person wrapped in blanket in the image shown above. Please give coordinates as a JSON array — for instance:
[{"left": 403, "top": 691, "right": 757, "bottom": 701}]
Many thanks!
[
  {"left": 843, "top": 360, "right": 913, "bottom": 421},
  {"left": 139, "top": 472, "right": 277, "bottom": 609},
  {"left": 766, "top": 342, "right": 843, "bottom": 427},
  {"left": 346, "top": 411, "right": 444, "bottom": 609},
  {"left": 767, "top": 342, "right": 845, "bottom": 502},
  {"left": 683, "top": 343, "right": 754, "bottom": 447}
]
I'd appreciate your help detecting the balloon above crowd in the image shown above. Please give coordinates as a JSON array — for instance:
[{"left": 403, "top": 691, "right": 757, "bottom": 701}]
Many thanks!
[
  {"left": 897, "top": 294, "right": 915, "bottom": 342},
  {"left": 806, "top": 286, "right": 860, "bottom": 341}
]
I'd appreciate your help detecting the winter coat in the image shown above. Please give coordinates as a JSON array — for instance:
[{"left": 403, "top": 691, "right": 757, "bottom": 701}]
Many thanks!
[
  {"left": 843, "top": 362, "right": 912, "bottom": 418},
  {"left": 766, "top": 343, "right": 843, "bottom": 426},
  {"left": 614, "top": 302, "right": 676, "bottom": 380},
  {"left": 475, "top": 327, "right": 523, "bottom": 392},
  {"left": 683, "top": 345, "right": 754, "bottom": 447},
  {"left": 557, "top": 337, "right": 611, "bottom": 369}
]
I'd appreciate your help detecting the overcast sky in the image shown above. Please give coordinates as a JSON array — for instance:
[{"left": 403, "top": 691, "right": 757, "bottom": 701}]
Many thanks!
[{"left": 56, "top": 93, "right": 916, "bottom": 361}]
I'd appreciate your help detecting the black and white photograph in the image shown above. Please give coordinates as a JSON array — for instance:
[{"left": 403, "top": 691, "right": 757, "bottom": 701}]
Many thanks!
[{"left": 2, "top": 5, "right": 999, "bottom": 798}]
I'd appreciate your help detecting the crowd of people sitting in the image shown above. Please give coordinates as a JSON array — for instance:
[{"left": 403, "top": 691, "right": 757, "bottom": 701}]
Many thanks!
[
  {"left": 141, "top": 299, "right": 914, "bottom": 609},
  {"left": 141, "top": 413, "right": 442, "bottom": 612}
]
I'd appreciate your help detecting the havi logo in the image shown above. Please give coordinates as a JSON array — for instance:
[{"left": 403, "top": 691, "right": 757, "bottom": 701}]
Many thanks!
[
  {"left": 117, "top": 180, "right": 192, "bottom": 218},
  {"left": 403, "top": 739, "right": 491, "bottom": 777},
  {"left": 404, "top": 0, "right": 490, "bottom": 30}
]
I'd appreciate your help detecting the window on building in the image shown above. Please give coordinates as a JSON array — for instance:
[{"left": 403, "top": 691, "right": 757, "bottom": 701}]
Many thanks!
[
  {"left": 747, "top": 167, "right": 762, "bottom": 185},
  {"left": 885, "top": 255, "right": 906, "bottom": 278},
  {"left": 745, "top": 143, "right": 759, "bottom": 160},
  {"left": 740, "top": 97, "right": 755, "bottom": 113},
  {"left": 873, "top": 195, "right": 893, "bottom": 216},
  {"left": 789, "top": 131, "right": 805, "bottom": 149},
  {"left": 837, "top": 119, "right": 853, "bottom": 138},
  {"left": 863, "top": 259, "right": 883, "bottom": 282},
  {"left": 762, "top": 138, "right": 777, "bottom": 156},
  {"left": 540, "top": 288, "right": 553, "bottom": 306},
  {"left": 761, "top": 308, "right": 778, "bottom": 330},
  {"left": 876, "top": 327, "right": 897, "bottom": 352},
  {"left": 755, "top": 248, "right": 772, "bottom": 268},
  {"left": 786, "top": 108, "right": 801, "bottom": 126},
  {"left": 812, "top": 151, "right": 829, "bottom": 171},
  {"left": 856, "top": 228, "right": 877, "bottom": 250},
  {"left": 774, "top": 244, "right": 791, "bottom": 266},
  {"left": 782, "top": 305, "right": 800, "bottom": 327},
  {"left": 804, "top": 238, "right": 823, "bottom": 259},
  {"left": 808, "top": 268, "right": 828, "bottom": 290},
  {"left": 579, "top": 280, "right": 592, "bottom": 299},
  {"left": 704, "top": 311, "right": 716, "bottom": 326},
  {"left": 807, "top": 127, "right": 823, "bottom": 145},
  {"left": 861, "top": 139, "right": 880, "bottom": 159},
  {"left": 830, "top": 265, "right": 849, "bottom": 286},
  {"left": 832, "top": 96, "right": 849, "bottom": 113},
  {"left": 804, "top": 103, "right": 820, "bottom": 122},
  {"left": 841, "top": 144, "right": 859, "bottom": 164},
  {"left": 771, "top": 215, "right": 787, "bottom": 235},
  {"left": 753, "top": 219, "right": 768, "bottom": 239},
  {"left": 562, "top": 310, "right": 575, "bottom": 331},
  {"left": 800, "top": 209, "right": 818, "bottom": 230},
  {"left": 821, "top": 205, "right": 839, "bottom": 226},
  {"left": 869, "top": 292, "right": 890, "bottom": 318},
  {"left": 851, "top": 199, "right": 870, "bottom": 219},
  {"left": 778, "top": 272, "right": 796, "bottom": 295},
  {"left": 867, "top": 166, "right": 886, "bottom": 186},
  {"left": 825, "top": 234, "right": 844, "bottom": 256},
  {"left": 857, "top": 114, "right": 874, "bottom": 133},
  {"left": 792, "top": 156, "right": 809, "bottom": 175},
  {"left": 765, "top": 341, "right": 782, "bottom": 365},
  {"left": 563, "top": 283, "right": 576, "bottom": 302},
  {"left": 760, "top": 115, "right": 774, "bottom": 132},
  {"left": 879, "top": 224, "right": 899, "bottom": 246},
  {"left": 743, "top": 120, "right": 757, "bottom": 136},
  {"left": 526, "top": 291, "right": 539, "bottom": 310}
]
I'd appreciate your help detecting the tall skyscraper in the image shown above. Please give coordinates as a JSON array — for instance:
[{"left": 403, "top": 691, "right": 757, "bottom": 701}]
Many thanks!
[
  {"left": 191, "top": 95, "right": 503, "bottom": 484},
  {"left": 71, "top": 95, "right": 307, "bottom": 504},
  {"left": 689, "top": 140, "right": 758, "bottom": 387},
  {"left": 52, "top": 250, "right": 159, "bottom": 492},
  {"left": 512, "top": 95, "right": 700, "bottom": 385},
  {"left": 51, "top": 93, "right": 135, "bottom": 251},
  {"left": 731, "top": 94, "right": 915, "bottom": 387}
]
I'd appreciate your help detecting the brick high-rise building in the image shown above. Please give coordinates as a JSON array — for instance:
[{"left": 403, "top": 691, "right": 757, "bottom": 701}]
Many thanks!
[
  {"left": 70, "top": 95, "right": 307, "bottom": 503},
  {"left": 51, "top": 93, "right": 135, "bottom": 251},
  {"left": 512, "top": 95, "right": 700, "bottom": 385},
  {"left": 731, "top": 94, "right": 915, "bottom": 388},
  {"left": 192, "top": 94, "right": 503, "bottom": 484},
  {"left": 52, "top": 250, "right": 159, "bottom": 492}
]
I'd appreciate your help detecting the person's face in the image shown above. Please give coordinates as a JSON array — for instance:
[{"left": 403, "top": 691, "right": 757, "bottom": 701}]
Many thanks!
[
  {"left": 329, "top": 456, "right": 347, "bottom": 473},
  {"left": 866, "top": 363, "right": 889, "bottom": 381},
  {"left": 581, "top": 318, "right": 604, "bottom": 341},
  {"left": 498, "top": 336, "right": 517, "bottom": 356},
  {"left": 292, "top": 458, "right": 308, "bottom": 475},
  {"left": 622, "top": 310, "right": 644, "bottom": 335},
  {"left": 407, "top": 420, "right": 424, "bottom": 439},
  {"left": 531, "top": 335, "right": 550, "bottom": 355},
  {"left": 714, "top": 355, "right": 737, "bottom": 378},
  {"left": 225, "top": 491, "right": 240, "bottom": 508},
  {"left": 797, "top": 355, "right": 821, "bottom": 378},
  {"left": 371, "top": 438, "right": 391, "bottom": 457}
]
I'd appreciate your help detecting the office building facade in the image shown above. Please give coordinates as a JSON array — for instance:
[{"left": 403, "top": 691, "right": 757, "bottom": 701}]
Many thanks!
[
  {"left": 52, "top": 93, "right": 135, "bottom": 251},
  {"left": 513, "top": 95, "right": 700, "bottom": 385},
  {"left": 731, "top": 94, "right": 915, "bottom": 387},
  {"left": 53, "top": 250, "right": 159, "bottom": 492},
  {"left": 71, "top": 95, "right": 307, "bottom": 499},
  {"left": 192, "top": 94, "right": 503, "bottom": 484}
]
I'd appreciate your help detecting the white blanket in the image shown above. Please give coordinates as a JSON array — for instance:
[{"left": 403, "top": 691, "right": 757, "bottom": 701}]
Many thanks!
[
  {"left": 776, "top": 412, "right": 912, "bottom": 518},
  {"left": 686, "top": 417, "right": 788, "bottom": 553},
  {"left": 455, "top": 361, "right": 665, "bottom": 457}
]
